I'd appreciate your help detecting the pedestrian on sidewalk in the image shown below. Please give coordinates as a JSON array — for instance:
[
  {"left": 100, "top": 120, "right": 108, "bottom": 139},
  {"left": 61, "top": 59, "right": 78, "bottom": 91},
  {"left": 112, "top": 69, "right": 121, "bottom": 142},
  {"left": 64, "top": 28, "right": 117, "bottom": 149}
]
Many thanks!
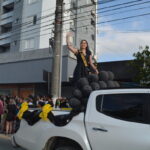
[
  {"left": 5, "top": 99, "right": 17, "bottom": 134},
  {"left": 0, "top": 98, "right": 4, "bottom": 131}
]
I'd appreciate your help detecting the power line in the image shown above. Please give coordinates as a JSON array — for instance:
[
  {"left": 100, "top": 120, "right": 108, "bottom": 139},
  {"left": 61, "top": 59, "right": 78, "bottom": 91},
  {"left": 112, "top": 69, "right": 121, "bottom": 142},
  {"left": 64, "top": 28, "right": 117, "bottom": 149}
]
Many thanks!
[
  {"left": 99, "top": 0, "right": 150, "bottom": 13},
  {"left": 2, "top": 0, "right": 150, "bottom": 41},
  {"left": 101, "top": 5, "right": 150, "bottom": 17},
  {"left": 98, "top": 29, "right": 150, "bottom": 33},
  {"left": 10, "top": 8, "right": 150, "bottom": 41},
  {"left": 11, "top": 10, "right": 150, "bottom": 43},
  {"left": 99, "top": 0, "right": 144, "bottom": 10},
  {"left": 7, "top": 18, "right": 150, "bottom": 47},
  {"left": 63, "top": 0, "right": 150, "bottom": 25},
  {"left": 101, "top": 17, "right": 147, "bottom": 26},
  {"left": 5, "top": 0, "right": 146, "bottom": 35},
  {"left": 2, "top": 0, "right": 145, "bottom": 33},
  {"left": 100, "top": 11, "right": 150, "bottom": 24}
]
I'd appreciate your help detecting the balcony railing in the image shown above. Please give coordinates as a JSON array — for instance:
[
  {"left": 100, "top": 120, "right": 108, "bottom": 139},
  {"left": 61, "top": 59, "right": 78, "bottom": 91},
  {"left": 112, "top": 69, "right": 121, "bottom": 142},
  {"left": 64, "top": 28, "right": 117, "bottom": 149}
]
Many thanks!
[
  {"left": 2, "top": 0, "right": 14, "bottom": 7},
  {"left": 1, "top": 11, "right": 14, "bottom": 20},
  {"left": 0, "top": 36, "right": 11, "bottom": 46},
  {"left": 0, "top": 17, "right": 13, "bottom": 26},
  {"left": 0, "top": 32, "right": 12, "bottom": 39}
]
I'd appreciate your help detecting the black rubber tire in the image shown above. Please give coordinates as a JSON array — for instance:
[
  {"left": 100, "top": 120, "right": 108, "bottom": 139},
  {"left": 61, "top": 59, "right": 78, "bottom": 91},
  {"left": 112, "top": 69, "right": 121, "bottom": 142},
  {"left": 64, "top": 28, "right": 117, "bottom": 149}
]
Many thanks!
[
  {"left": 55, "top": 146, "right": 80, "bottom": 150},
  {"left": 99, "top": 71, "right": 109, "bottom": 81},
  {"left": 107, "top": 71, "right": 115, "bottom": 80}
]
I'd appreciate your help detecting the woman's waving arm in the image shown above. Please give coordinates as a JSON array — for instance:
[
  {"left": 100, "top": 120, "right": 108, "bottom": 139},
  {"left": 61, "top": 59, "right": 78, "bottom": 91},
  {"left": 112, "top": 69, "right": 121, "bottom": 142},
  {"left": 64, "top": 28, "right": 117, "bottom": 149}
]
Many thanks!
[{"left": 66, "top": 32, "right": 78, "bottom": 54}]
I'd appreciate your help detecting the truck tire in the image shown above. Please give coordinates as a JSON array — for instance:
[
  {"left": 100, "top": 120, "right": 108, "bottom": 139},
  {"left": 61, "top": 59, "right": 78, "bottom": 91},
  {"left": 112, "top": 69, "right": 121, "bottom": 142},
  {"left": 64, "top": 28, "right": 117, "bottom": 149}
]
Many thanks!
[{"left": 55, "top": 146, "right": 80, "bottom": 150}]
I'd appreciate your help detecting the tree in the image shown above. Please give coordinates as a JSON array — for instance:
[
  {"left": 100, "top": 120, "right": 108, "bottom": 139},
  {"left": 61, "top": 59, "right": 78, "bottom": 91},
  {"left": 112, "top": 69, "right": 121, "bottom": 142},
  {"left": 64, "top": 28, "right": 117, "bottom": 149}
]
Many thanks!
[{"left": 131, "top": 46, "right": 150, "bottom": 86}]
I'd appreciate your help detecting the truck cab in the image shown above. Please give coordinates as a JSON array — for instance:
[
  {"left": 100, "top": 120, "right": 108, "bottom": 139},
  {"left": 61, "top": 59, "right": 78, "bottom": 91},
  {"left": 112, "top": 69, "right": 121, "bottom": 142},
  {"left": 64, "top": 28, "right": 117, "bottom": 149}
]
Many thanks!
[{"left": 86, "top": 89, "right": 150, "bottom": 150}]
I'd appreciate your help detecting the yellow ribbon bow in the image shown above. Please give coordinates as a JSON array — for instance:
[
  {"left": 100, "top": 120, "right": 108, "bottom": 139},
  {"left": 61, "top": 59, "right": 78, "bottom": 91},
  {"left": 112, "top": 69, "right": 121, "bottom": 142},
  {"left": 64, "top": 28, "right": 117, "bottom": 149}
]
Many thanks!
[
  {"left": 17, "top": 102, "right": 29, "bottom": 120},
  {"left": 39, "top": 104, "right": 53, "bottom": 121}
]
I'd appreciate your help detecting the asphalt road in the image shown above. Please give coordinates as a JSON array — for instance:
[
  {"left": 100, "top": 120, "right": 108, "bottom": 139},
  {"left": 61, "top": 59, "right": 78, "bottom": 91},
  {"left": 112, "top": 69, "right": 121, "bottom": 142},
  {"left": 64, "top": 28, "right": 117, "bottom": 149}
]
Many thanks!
[{"left": 0, "top": 134, "right": 24, "bottom": 150}]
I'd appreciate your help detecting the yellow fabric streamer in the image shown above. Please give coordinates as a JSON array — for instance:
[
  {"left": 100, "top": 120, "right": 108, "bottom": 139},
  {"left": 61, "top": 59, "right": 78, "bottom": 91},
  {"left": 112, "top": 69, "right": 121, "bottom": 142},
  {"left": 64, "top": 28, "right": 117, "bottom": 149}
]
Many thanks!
[
  {"left": 39, "top": 104, "right": 53, "bottom": 121},
  {"left": 17, "top": 102, "right": 29, "bottom": 120}
]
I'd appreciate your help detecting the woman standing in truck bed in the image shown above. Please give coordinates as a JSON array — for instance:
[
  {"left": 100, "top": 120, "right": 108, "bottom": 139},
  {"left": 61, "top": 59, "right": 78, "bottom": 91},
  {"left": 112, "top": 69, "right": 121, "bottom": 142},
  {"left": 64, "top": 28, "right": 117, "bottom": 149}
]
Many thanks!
[{"left": 66, "top": 32, "right": 99, "bottom": 85}]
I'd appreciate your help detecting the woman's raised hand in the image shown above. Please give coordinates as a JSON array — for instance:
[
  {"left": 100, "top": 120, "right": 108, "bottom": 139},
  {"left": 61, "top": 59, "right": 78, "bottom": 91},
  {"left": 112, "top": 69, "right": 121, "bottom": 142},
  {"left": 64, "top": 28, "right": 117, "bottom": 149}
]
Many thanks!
[{"left": 66, "top": 32, "right": 73, "bottom": 37}]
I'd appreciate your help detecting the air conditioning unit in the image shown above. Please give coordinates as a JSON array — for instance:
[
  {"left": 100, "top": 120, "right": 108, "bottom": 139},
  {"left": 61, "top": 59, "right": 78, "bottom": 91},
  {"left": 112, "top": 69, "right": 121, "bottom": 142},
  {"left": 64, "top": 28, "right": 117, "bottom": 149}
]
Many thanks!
[
  {"left": 91, "top": 10, "right": 96, "bottom": 17},
  {"left": 70, "top": 20, "right": 75, "bottom": 32},
  {"left": 71, "top": 1, "right": 76, "bottom": 9},
  {"left": 91, "top": 18, "right": 95, "bottom": 26}
]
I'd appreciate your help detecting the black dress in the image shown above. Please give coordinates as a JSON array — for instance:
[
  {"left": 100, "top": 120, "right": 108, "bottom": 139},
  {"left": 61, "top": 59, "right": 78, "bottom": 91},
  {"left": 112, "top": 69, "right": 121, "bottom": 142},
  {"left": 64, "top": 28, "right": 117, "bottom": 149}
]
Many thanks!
[
  {"left": 6, "top": 104, "right": 16, "bottom": 121},
  {"left": 73, "top": 50, "right": 91, "bottom": 84}
]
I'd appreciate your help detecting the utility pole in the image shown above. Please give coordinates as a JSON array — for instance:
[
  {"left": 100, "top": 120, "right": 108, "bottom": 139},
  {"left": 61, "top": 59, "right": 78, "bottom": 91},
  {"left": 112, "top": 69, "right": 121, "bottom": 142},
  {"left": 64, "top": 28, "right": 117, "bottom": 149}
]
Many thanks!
[{"left": 51, "top": 0, "right": 63, "bottom": 100}]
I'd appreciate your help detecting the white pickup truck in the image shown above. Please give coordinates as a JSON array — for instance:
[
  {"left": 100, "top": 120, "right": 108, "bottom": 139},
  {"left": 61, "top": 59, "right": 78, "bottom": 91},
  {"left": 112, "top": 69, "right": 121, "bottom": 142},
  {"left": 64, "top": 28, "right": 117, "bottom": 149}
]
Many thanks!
[{"left": 12, "top": 89, "right": 150, "bottom": 150}]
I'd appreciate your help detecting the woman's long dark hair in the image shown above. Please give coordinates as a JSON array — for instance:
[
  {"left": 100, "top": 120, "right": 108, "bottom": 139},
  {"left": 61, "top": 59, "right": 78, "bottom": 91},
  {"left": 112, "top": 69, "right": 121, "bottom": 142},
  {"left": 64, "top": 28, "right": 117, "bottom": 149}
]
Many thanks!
[{"left": 80, "top": 40, "right": 91, "bottom": 54}]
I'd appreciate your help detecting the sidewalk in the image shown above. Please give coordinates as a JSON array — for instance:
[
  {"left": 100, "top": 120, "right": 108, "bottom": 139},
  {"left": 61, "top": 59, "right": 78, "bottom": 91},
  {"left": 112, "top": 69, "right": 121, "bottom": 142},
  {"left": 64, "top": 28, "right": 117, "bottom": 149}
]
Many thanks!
[
  {"left": 0, "top": 133, "right": 25, "bottom": 150},
  {"left": 0, "top": 133, "right": 11, "bottom": 139}
]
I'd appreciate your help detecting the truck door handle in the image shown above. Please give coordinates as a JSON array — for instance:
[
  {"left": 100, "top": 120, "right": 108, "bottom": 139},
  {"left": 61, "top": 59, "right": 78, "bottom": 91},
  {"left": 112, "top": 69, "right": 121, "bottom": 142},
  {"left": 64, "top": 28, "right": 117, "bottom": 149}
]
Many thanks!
[{"left": 92, "top": 127, "right": 108, "bottom": 132}]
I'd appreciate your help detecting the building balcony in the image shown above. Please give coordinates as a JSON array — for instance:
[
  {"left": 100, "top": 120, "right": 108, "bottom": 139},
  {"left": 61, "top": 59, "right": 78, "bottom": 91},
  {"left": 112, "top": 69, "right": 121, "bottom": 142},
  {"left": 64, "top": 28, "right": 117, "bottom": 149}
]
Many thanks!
[
  {"left": 1, "top": 11, "right": 14, "bottom": 20},
  {"left": 0, "top": 17, "right": 13, "bottom": 26},
  {"left": 2, "top": 0, "right": 14, "bottom": 7},
  {"left": 0, "top": 32, "right": 11, "bottom": 45}
]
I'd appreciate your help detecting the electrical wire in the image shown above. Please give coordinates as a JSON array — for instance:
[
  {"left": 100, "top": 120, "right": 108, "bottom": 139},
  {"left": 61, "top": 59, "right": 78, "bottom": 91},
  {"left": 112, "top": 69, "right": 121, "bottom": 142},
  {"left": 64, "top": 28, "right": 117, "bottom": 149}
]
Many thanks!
[
  {"left": 99, "top": 0, "right": 150, "bottom": 13},
  {"left": 101, "top": 5, "right": 150, "bottom": 17},
  {"left": 1, "top": 0, "right": 150, "bottom": 42},
  {"left": 3, "top": 0, "right": 122, "bottom": 31},
  {"left": 7, "top": 7, "right": 150, "bottom": 41},
  {"left": 3, "top": 0, "right": 148, "bottom": 35}
]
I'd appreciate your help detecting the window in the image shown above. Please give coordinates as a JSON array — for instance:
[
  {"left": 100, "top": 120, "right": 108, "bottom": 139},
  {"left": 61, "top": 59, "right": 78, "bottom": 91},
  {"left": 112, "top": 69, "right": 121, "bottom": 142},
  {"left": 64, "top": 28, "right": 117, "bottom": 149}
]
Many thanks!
[
  {"left": 91, "top": 34, "right": 95, "bottom": 40},
  {"left": 12, "top": 41, "right": 17, "bottom": 46},
  {"left": 28, "top": 0, "right": 37, "bottom": 4},
  {"left": 33, "top": 15, "right": 37, "bottom": 25},
  {"left": 24, "top": 38, "right": 35, "bottom": 50},
  {"left": 14, "top": 18, "right": 19, "bottom": 24},
  {"left": 96, "top": 95, "right": 103, "bottom": 112},
  {"left": 96, "top": 93, "right": 150, "bottom": 124}
]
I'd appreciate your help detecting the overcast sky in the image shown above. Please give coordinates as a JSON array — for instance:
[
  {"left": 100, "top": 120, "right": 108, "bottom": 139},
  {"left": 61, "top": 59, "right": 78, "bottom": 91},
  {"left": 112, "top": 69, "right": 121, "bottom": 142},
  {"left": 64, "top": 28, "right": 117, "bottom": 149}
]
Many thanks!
[{"left": 97, "top": 0, "right": 150, "bottom": 62}]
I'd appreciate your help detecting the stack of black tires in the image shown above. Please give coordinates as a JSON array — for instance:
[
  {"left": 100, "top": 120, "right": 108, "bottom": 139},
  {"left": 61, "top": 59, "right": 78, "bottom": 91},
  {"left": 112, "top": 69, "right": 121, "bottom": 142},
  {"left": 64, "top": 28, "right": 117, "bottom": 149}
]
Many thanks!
[{"left": 69, "top": 71, "right": 120, "bottom": 109}]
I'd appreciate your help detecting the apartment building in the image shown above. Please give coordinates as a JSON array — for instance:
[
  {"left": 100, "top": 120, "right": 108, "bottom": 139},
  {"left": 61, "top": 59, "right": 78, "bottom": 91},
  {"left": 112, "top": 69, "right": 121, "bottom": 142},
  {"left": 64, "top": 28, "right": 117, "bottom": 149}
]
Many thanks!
[{"left": 0, "top": 0, "right": 97, "bottom": 97}]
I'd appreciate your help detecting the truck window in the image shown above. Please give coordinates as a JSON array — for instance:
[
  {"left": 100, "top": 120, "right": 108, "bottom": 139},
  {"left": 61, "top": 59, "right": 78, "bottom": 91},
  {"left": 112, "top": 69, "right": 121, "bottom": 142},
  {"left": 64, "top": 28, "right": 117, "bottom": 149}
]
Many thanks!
[
  {"left": 96, "top": 93, "right": 150, "bottom": 124},
  {"left": 96, "top": 95, "right": 103, "bottom": 112}
]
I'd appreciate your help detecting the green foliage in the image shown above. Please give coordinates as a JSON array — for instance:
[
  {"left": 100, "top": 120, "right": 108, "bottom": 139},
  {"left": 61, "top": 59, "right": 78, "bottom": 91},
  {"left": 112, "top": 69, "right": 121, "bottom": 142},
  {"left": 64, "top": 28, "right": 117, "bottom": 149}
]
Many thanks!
[
  {"left": 131, "top": 46, "right": 150, "bottom": 86},
  {"left": 131, "top": 46, "right": 150, "bottom": 87}
]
